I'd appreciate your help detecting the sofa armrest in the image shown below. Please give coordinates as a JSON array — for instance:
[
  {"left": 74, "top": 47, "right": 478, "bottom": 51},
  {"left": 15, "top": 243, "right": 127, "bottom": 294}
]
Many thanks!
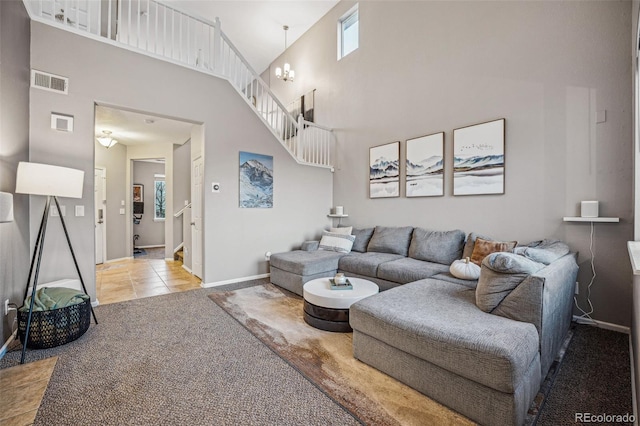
[
  {"left": 491, "top": 252, "right": 578, "bottom": 375},
  {"left": 301, "top": 241, "right": 320, "bottom": 251}
]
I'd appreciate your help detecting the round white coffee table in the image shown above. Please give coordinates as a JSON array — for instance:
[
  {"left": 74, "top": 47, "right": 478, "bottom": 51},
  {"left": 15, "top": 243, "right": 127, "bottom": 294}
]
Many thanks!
[{"left": 303, "top": 277, "right": 379, "bottom": 332}]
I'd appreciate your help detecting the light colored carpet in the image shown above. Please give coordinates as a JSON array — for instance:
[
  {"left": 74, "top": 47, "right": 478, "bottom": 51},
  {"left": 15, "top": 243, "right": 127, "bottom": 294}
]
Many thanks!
[
  {"left": 210, "top": 282, "right": 473, "bottom": 426},
  {"left": 0, "top": 285, "right": 361, "bottom": 425}
]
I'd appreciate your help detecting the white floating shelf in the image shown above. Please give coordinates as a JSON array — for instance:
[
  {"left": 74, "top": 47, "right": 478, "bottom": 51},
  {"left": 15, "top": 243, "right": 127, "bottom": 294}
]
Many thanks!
[
  {"left": 328, "top": 214, "right": 349, "bottom": 218},
  {"left": 563, "top": 217, "right": 619, "bottom": 223}
]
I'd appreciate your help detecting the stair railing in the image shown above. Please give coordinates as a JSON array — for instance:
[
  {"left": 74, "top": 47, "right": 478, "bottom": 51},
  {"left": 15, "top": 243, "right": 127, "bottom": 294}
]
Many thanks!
[{"left": 23, "top": 0, "right": 334, "bottom": 169}]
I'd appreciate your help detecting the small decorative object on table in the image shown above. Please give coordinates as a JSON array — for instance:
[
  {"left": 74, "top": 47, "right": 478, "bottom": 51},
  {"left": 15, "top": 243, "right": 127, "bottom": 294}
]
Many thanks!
[{"left": 330, "top": 273, "right": 353, "bottom": 290}]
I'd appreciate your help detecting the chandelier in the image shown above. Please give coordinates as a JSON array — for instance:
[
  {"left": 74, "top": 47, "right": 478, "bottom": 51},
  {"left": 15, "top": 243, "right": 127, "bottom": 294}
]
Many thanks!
[
  {"left": 275, "top": 25, "right": 295, "bottom": 82},
  {"left": 96, "top": 130, "right": 118, "bottom": 149}
]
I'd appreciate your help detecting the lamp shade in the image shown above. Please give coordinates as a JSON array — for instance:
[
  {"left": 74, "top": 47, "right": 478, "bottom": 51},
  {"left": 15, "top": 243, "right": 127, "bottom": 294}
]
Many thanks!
[
  {"left": 0, "top": 192, "right": 14, "bottom": 223},
  {"left": 15, "top": 162, "right": 84, "bottom": 199}
]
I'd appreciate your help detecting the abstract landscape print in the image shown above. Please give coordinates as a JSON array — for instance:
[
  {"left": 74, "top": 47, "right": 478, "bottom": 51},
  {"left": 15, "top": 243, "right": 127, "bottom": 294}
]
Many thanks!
[
  {"left": 453, "top": 119, "right": 505, "bottom": 196},
  {"left": 239, "top": 151, "right": 273, "bottom": 208},
  {"left": 369, "top": 141, "right": 400, "bottom": 198},
  {"left": 406, "top": 132, "right": 444, "bottom": 197}
]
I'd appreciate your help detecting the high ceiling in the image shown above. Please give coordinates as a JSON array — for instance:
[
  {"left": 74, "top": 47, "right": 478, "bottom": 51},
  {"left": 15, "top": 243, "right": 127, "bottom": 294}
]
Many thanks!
[
  {"left": 166, "top": 0, "right": 339, "bottom": 74},
  {"left": 95, "top": 1, "right": 338, "bottom": 147}
]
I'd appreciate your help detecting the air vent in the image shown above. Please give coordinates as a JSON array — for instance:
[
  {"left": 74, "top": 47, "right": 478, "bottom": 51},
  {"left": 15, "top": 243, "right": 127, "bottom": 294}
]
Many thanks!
[{"left": 31, "top": 70, "right": 68, "bottom": 94}]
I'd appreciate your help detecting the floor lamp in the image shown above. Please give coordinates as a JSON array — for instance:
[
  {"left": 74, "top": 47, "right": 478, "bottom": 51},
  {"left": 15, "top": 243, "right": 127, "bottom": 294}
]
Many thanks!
[{"left": 16, "top": 162, "right": 98, "bottom": 364}]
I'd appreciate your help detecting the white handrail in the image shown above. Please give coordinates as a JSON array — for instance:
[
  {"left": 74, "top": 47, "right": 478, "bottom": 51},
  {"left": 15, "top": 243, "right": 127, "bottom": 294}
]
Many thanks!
[
  {"left": 23, "top": 0, "right": 334, "bottom": 169},
  {"left": 174, "top": 202, "right": 191, "bottom": 218}
]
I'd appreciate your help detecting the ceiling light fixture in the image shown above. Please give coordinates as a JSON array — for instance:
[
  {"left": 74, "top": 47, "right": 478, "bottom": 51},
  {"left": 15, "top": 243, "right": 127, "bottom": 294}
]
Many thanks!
[
  {"left": 275, "top": 25, "right": 295, "bottom": 83},
  {"left": 96, "top": 130, "right": 118, "bottom": 149}
]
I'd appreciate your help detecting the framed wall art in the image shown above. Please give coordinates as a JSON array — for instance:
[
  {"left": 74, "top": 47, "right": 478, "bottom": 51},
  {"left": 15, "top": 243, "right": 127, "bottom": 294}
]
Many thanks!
[
  {"left": 369, "top": 141, "right": 400, "bottom": 198},
  {"left": 132, "top": 184, "right": 144, "bottom": 202},
  {"left": 406, "top": 132, "right": 444, "bottom": 197},
  {"left": 453, "top": 118, "right": 505, "bottom": 196},
  {"left": 239, "top": 151, "right": 274, "bottom": 208}
]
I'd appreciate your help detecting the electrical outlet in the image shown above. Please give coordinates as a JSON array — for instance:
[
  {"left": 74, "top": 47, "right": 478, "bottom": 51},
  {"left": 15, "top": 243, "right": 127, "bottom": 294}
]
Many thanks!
[
  {"left": 4, "top": 299, "right": 9, "bottom": 316},
  {"left": 575, "top": 282, "right": 579, "bottom": 295}
]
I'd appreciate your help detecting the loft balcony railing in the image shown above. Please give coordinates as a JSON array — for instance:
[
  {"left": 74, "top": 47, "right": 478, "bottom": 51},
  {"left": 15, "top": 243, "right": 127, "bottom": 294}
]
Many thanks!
[{"left": 23, "top": 0, "right": 334, "bottom": 169}]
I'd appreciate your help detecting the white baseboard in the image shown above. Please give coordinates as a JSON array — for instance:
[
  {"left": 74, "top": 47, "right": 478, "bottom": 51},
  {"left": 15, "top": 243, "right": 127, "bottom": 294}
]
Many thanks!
[
  {"left": 105, "top": 256, "right": 132, "bottom": 263},
  {"left": 573, "top": 315, "right": 630, "bottom": 334},
  {"left": 202, "top": 273, "right": 270, "bottom": 288},
  {"left": 182, "top": 265, "right": 192, "bottom": 274},
  {"left": 0, "top": 330, "right": 17, "bottom": 360}
]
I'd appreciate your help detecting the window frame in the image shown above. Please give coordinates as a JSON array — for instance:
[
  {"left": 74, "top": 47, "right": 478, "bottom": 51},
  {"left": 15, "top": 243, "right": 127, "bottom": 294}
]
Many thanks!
[
  {"left": 337, "top": 4, "right": 359, "bottom": 60},
  {"left": 153, "top": 175, "right": 166, "bottom": 222}
]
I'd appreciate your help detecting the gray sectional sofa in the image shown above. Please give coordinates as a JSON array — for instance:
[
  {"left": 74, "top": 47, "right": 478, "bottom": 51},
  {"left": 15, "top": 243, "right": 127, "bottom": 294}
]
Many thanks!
[{"left": 269, "top": 226, "right": 579, "bottom": 426}]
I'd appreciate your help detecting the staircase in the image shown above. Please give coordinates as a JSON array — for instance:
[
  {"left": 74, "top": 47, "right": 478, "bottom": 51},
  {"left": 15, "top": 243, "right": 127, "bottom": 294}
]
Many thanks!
[{"left": 22, "top": 0, "right": 335, "bottom": 169}]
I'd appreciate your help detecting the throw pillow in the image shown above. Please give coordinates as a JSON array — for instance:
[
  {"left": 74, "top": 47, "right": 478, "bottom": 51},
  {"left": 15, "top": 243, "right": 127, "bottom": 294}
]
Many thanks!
[
  {"left": 330, "top": 226, "right": 353, "bottom": 235},
  {"left": 461, "top": 232, "right": 492, "bottom": 259},
  {"left": 318, "top": 231, "right": 356, "bottom": 253},
  {"left": 470, "top": 237, "right": 517, "bottom": 266},
  {"left": 366, "top": 226, "right": 414, "bottom": 256},
  {"left": 351, "top": 227, "right": 375, "bottom": 253},
  {"left": 409, "top": 228, "right": 465, "bottom": 264},
  {"left": 514, "top": 239, "right": 570, "bottom": 265},
  {"left": 475, "top": 252, "right": 545, "bottom": 312}
]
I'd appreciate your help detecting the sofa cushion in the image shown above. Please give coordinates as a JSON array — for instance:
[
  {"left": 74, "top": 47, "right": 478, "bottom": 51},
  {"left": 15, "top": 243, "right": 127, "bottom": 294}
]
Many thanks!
[
  {"left": 350, "top": 279, "right": 539, "bottom": 393},
  {"left": 319, "top": 231, "right": 356, "bottom": 253},
  {"left": 408, "top": 228, "right": 465, "bottom": 265},
  {"left": 330, "top": 226, "right": 352, "bottom": 235},
  {"left": 377, "top": 257, "right": 449, "bottom": 284},
  {"left": 269, "top": 250, "right": 345, "bottom": 276},
  {"left": 470, "top": 237, "right": 517, "bottom": 266},
  {"left": 476, "top": 252, "right": 545, "bottom": 313},
  {"left": 367, "top": 226, "right": 414, "bottom": 256},
  {"left": 338, "top": 252, "right": 404, "bottom": 277},
  {"left": 514, "top": 239, "right": 570, "bottom": 265},
  {"left": 351, "top": 227, "right": 375, "bottom": 253}
]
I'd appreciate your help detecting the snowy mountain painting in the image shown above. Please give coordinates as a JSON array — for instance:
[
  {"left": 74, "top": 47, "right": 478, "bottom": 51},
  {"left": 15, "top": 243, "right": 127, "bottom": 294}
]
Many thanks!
[
  {"left": 406, "top": 133, "right": 444, "bottom": 197},
  {"left": 453, "top": 119, "right": 505, "bottom": 195},
  {"left": 239, "top": 152, "right": 273, "bottom": 208},
  {"left": 369, "top": 142, "right": 400, "bottom": 198}
]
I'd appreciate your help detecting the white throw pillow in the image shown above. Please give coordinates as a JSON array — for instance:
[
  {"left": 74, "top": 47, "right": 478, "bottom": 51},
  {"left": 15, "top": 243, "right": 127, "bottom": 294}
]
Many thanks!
[
  {"left": 319, "top": 231, "right": 356, "bottom": 253},
  {"left": 329, "top": 226, "right": 352, "bottom": 235}
]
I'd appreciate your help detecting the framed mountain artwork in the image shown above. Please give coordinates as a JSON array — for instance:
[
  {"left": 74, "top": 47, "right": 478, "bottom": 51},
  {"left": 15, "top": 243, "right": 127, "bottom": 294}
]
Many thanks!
[
  {"left": 453, "top": 119, "right": 505, "bottom": 196},
  {"left": 406, "top": 132, "right": 444, "bottom": 197},
  {"left": 369, "top": 141, "right": 400, "bottom": 198},
  {"left": 239, "top": 151, "right": 274, "bottom": 208}
]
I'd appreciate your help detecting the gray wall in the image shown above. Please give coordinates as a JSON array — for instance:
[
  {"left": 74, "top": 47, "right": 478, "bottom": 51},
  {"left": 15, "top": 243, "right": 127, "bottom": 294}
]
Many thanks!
[
  {"left": 94, "top": 140, "right": 127, "bottom": 261},
  {"left": 29, "top": 21, "right": 332, "bottom": 297},
  {"left": 269, "top": 0, "right": 634, "bottom": 327},
  {"left": 173, "top": 140, "right": 191, "bottom": 252},
  {"left": 133, "top": 161, "right": 165, "bottom": 247},
  {"left": 0, "top": 0, "right": 31, "bottom": 343},
  {"left": 631, "top": 0, "right": 639, "bottom": 415}
]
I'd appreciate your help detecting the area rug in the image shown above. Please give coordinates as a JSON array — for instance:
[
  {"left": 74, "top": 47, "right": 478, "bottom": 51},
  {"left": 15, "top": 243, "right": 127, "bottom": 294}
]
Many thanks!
[
  {"left": 209, "top": 283, "right": 473, "bottom": 426},
  {"left": 1, "top": 288, "right": 362, "bottom": 425}
]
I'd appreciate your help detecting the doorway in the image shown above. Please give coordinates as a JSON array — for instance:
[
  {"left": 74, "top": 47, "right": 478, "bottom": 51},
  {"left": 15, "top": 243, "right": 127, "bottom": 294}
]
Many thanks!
[{"left": 94, "top": 104, "right": 204, "bottom": 303}]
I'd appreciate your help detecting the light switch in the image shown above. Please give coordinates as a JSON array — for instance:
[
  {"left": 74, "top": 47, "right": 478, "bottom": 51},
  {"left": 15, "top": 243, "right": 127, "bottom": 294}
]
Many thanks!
[
  {"left": 119, "top": 208, "right": 125, "bottom": 215},
  {"left": 75, "top": 205, "right": 85, "bottom": 217},
  {"left": 121, "top": 200, "right": 125, "bottom": 206}
]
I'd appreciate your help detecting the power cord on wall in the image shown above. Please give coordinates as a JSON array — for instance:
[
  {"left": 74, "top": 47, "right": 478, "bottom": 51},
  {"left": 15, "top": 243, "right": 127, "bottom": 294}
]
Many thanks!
[{"left": 574, "top": 221, "right": 596, "bottom": 325}]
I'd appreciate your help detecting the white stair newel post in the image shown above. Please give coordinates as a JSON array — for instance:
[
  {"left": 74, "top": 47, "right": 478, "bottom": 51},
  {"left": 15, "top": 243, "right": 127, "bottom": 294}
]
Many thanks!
[
  {"left": 213, "top": 17, "right": 222, "bottom": 74},
  {"left": 297, "top": 114, "right": 305, "bottom": 161}
]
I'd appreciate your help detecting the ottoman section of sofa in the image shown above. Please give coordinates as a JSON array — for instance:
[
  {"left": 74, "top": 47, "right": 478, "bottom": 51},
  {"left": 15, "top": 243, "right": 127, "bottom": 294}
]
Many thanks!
[
  {"left": 269, "top": 250, "right": 346, "bottom": 296},
  {"left": 350, "top": 279, "right": 540, "bottom": 394}
]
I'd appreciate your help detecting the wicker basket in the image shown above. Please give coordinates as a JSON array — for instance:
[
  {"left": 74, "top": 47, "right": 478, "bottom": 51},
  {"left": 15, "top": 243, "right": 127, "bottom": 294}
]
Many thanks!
[{"left": 18, "top": 298, "right": 91, "bottom": 349}]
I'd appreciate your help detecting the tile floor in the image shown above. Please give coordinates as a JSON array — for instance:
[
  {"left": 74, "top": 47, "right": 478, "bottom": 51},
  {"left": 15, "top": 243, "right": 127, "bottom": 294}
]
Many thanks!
[{"left": 1, "top": 255, "right": 201, "bottom": 425}]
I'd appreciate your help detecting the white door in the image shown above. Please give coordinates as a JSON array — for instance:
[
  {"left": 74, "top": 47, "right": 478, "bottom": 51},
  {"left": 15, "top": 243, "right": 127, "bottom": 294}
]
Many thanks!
[
  {"left": 95, "top": 168, "right": 106, "bottom": 264},
  {"left": 191, "top": 157, "right": 203, "bottom": 279}
]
